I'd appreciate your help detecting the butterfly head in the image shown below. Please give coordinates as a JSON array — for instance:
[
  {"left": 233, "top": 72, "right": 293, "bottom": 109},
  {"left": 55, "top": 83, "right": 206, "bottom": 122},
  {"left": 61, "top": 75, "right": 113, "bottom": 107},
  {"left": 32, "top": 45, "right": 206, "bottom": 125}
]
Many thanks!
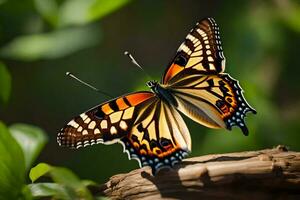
[{"left": 146, "top": 80, "right": 158, "bottom": 90}]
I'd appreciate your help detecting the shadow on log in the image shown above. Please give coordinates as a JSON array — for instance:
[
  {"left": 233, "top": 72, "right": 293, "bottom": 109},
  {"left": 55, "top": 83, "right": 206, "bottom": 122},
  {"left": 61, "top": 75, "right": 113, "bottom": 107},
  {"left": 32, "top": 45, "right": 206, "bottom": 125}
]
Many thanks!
[{"left": 95, "top": 145, "right": 300, "bottom": 199}]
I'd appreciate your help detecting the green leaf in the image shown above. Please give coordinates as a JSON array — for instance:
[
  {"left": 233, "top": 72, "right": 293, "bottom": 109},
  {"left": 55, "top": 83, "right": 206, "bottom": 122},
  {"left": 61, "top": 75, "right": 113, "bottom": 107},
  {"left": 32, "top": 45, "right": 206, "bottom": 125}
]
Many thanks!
[
  {"left": 58, "top": 0, "right": 95, "bottom": 26},
  {"left": 10, "top": 124, "right": 48, "bottom": 171},
  {"left": 29, "top": 163, "right": 51, "bottom": 183},
  {"left": 88, "top": 0, "right": 131, "bottom": 22},
  {"left": 58, "top": 0, "right": 131, "bottom": 27},
  {"left": 34, "top": 0, "right": 59, "bottom": 27},
  {"left": 81, "top": 179, "right": 100, "bottom": 187},
  {"left": 0, "top": 121, "right": 25, "bottom": 200},
  {"left": 0, "top": 62, "right": 11, "bottom": 104},
  {"left": 0, "top": 25, "right": 101, "bottom": 61},
  {"left": 29, "top": 163, "right": 93, "bottom": 200},
  {"left": 21, "top": 185, "right": 33, "bottom": 200},
  {"left": 27, "top": 183, "right": 71, "bottom": 200},
  {"left": 49, "top": 167, "right": 93, "bottom": 200}
]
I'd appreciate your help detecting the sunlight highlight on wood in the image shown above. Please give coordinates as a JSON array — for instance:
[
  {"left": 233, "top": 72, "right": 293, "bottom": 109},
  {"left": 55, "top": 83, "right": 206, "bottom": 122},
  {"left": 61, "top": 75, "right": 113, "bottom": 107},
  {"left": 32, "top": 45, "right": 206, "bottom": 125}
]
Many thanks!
[{"left": 97, "top": 145, "right": 300, "bottom": 200}]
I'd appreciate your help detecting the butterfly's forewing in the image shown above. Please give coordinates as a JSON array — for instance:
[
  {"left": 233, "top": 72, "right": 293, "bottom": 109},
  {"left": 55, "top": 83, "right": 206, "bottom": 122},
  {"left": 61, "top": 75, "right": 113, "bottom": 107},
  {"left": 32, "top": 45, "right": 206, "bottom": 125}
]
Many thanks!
[
  {"left": 57, "top": 92, "right": 154, "bottom": 148},
  {"left": 162, "top": 18, "right": 256, "bottom": 135},
  {"left": 163, "top": 18, "right": 225, "bottom": 85},
  {"left": 58, "top": 91, "right": 191, "bottom": 174}
]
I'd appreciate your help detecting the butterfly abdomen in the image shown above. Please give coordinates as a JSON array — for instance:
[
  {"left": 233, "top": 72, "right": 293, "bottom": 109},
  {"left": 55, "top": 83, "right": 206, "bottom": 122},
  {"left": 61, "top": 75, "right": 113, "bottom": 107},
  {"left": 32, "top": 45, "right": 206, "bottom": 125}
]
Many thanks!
[{"left": 147, "top": 80, "right": 178, "bottom": 107}]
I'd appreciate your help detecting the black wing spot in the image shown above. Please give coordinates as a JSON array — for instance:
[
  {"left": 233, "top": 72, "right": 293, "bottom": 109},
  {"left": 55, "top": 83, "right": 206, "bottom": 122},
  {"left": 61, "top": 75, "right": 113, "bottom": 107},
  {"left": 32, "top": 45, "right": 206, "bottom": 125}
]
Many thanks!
[
  {"left": 160, "top": 137, "right": 172, "bottom": 147},
  {"left": 207, "top": 79, "right": 214, "bottom": 87},
  {"left": 226, "top": 97, "right": 233, "bottom": 103},
  {"left": 94, "top": 109, "right": 105, "bottom": 119},
  {"left": 131, "top": 134, "right": 138, "bottom": 142},
  {"left": 137, "top": 123, "right": 143, "bottom": 132},
  {"left": 109, "top": 101, "right": 119, "bottom": 111},
  {"left": 219, "top": 80, "right": 230, "bottom": 94},
  {"left": 174, "top": 54, "right": 187, "bottom": 66},
  {"left": 185, "top": 39, "right": 195, "bottom": 51},
  {"left": 202, "top": 61, "right": 210, "bottom": 70},
  {"left": 216, "top": 100, "right": 225, "bottom": 109},
  {"left": 150, "top": 140, "right": 157, "bottom": 149}
]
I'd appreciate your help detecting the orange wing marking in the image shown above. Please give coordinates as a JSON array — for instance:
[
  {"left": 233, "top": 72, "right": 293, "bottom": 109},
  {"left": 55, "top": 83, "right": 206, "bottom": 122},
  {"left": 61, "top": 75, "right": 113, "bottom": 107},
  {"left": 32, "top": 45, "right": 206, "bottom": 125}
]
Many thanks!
[
  {"left": 116, "top": 98, "right": 129, "bottom": 110},
  {"left": 163, "top": 64, "right": 184, "bottom": 84},
  {"left": 126, "top": 92, "right": 154, "bottom": 106},
  {"left": 102, "top": 103, "right": 113, "bottom": 114}
]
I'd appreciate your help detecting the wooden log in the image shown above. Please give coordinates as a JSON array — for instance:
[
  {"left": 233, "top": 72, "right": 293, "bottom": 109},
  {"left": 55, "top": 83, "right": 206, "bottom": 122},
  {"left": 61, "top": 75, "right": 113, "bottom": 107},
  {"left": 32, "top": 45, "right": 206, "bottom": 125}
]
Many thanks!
[{"left": 96, "top": 145, "right": 300, "bottom": 199}]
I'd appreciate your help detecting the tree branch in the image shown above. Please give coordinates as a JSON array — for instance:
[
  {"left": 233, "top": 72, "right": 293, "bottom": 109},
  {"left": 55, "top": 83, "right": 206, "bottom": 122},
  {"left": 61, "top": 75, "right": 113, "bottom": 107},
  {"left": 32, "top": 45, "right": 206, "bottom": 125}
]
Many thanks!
[{"left": 97, "top": 145, "right": 300, "bottom": 199}]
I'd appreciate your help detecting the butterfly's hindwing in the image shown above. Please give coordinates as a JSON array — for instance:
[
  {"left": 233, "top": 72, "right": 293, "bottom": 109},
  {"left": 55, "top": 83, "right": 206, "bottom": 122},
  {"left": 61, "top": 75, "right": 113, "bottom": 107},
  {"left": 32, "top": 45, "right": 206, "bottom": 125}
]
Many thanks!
[
  {"left": 170, "top": 73, "right": 256, "bottom": 135},
  {"left": 119, "top": 100, "right": 191, "bottom": 174},
  {"left": 220, "top": 74, "right": 256, "bottom": 134}
]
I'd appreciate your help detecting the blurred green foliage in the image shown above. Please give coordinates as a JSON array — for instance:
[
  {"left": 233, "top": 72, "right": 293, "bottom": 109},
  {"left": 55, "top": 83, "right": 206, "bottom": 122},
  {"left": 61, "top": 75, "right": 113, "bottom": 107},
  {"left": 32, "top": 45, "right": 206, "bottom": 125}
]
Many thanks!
[
  {"left": 0, "top": 0, "right": 300, "bottom": 199},
  {"left": 1, "top": 25, "right": 102, "bottom": 60},
  {"left": 0, "top": 0, "right": 131, "bottom": 60},
  {"left": 0, "top": 122, "right": 25, "bottom": 200},
  {"left": 0, "top": 122, "right": 104, "bottom": 199},
  {"left": 10, "top": 124, "right": 47, "bottom": 170},
  {"left": 30, "top": 163, "right": 94, "bottom": 199},
  {"left": 0, "top": 62, "right": 10, "bottom": 104}
]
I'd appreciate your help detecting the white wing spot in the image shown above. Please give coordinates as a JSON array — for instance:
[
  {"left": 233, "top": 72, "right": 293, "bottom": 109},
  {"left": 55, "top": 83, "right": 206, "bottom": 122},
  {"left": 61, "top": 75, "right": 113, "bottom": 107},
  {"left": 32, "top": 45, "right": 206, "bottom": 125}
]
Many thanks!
[
  {"left": 82, "top": 130, "right": 88, "bottom": 135},
  {"left": 179, "top": 44, "right": 191, "bottom": 54},
  {"left": 206, "top": 50, "right": 212, "bottom": 55},
  {"left": 84, "top": 117, "right": 91, "bottom": 124},
  {"left": 186, "top": 34, "right": 196, "bottom": 42},
  {"left": 194, "top": 41, "right": 201, "bottom": 47},
  {"left": 88, "top": 121, "right": 96, "bottom": 129},
  {"left": 68, "top": 120, "right": 79, "bottom": 128},
  {"left": 110, "top": 126, "right": 117, "bottom": 134},
  {"left": 77, "top": 126, "right": 83, "bottom": 132},
  {"left": 80, "top": 113, "right": 88, "bottom": 121},
  {"left": 208, "top": 56, "right": 214, "bottom": 62},
  {"left": 94, "top": 128, "right": 101, "bottom": 134},
  {"left": 101, "top": 120, "right": 108, "bottom": 129},
  {"left": 119, "top": 120, "right": 128, "bottom": 130},
  {"left": 197, "top": 29, "right": 207, "bottom": 37}
]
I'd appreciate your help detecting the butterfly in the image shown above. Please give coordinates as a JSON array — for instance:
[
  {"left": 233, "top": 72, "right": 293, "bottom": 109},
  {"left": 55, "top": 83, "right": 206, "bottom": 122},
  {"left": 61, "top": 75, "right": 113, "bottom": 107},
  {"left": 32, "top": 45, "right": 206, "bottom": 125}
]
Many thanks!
[{"left": 57, "top": 18, "right": 256, "bottom": 175}]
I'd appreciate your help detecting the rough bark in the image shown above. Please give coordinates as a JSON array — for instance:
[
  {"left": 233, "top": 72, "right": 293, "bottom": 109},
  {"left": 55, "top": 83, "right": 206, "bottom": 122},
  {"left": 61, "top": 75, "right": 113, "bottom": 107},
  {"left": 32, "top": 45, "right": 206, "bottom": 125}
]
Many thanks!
[{"left": 96, "top": 145, "right": 300, "bottom": 200}]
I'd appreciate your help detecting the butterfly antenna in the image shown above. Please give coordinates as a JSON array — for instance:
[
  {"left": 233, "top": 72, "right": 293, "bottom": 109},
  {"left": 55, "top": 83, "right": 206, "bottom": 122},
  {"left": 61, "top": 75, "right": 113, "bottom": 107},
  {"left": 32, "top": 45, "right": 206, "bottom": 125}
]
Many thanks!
[
  {"left": 66, "top": 72, "right": 113, "bottom": 98},
  {"left": 124, "top": 51, "right": 153, "bottom": 80}
]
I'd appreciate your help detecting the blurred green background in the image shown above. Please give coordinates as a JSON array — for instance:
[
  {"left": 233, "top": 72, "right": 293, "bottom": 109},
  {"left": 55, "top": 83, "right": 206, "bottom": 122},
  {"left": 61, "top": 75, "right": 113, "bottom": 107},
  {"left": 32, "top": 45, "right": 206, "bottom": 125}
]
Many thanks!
[{"left": 0, "top": 0, "right": 300, "bottom": 197}]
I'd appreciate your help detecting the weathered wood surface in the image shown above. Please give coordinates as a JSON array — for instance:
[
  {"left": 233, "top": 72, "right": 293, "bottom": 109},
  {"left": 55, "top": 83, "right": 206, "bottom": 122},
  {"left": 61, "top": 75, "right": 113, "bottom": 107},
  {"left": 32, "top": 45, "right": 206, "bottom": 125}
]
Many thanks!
[{"left": 97, "top": 145, "right": 300, "bottom": 200}]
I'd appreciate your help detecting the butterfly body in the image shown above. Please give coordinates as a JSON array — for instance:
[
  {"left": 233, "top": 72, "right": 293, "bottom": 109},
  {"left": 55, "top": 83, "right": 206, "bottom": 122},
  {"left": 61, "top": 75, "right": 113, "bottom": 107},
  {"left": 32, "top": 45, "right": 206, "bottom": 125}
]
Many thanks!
[
  {"left": 58, "top": 18, "right": 256, "bottom": 175},
  {"left": 147, "top": 80, "right": 178, "bottom": 107}
]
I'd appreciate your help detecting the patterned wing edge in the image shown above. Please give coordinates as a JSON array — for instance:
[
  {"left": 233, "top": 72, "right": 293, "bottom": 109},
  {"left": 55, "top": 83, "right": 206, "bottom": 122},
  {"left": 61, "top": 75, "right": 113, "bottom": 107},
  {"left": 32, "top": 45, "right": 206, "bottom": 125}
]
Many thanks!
[
  {"left": 119, "top": 137, "right": 188, "bottom": 174},
  {"left": 221, "top": 74, "right": 256, "bottom": 135},
  {"left": 162, "top": 17, "right": 226, "bottom": 85}
]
